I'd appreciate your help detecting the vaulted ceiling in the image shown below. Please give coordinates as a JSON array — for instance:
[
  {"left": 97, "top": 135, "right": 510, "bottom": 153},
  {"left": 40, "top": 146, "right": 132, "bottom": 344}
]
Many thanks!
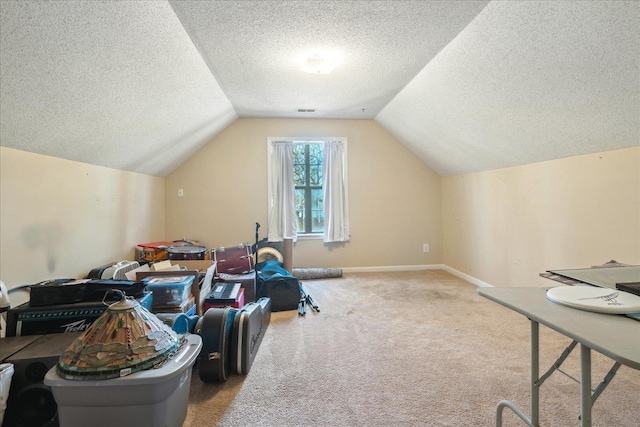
[{"left": 1, "top": 1, "right": 638, "bottom": 177}]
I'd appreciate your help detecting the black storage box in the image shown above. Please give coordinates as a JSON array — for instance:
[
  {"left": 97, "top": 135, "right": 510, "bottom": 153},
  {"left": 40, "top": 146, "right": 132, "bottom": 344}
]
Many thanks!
[{"left": 5, "top": 292, "right": 152, "bottom": 336}]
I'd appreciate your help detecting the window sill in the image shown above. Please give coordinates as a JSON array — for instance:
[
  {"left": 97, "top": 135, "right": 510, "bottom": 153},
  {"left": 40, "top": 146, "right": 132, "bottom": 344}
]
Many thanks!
[{"left": 296, "top": 234, "right": 324, "bottom": 241}]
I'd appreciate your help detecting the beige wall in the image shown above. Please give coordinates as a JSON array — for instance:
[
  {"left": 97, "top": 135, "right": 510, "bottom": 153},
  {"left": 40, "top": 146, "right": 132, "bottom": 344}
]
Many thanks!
[
  {"left": 0, "top": 147, "right": 165, "bottom": 305},
  {"left": 2, "top": 125, "right": 635, "bottom": 301},
  {"left": 442, "top": 146, "right": 640, "bottom": 288},
  {"left": 165, "top": 118, "right": 442, "bottom": 269},
  {"left": 0, "top": 118, "right": 441, "bottom": 310}
]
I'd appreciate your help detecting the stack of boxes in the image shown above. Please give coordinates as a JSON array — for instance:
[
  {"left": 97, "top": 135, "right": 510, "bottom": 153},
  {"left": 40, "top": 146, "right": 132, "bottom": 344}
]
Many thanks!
[{"left": 142, "top": 275, "right": 196, "bottom": 325}]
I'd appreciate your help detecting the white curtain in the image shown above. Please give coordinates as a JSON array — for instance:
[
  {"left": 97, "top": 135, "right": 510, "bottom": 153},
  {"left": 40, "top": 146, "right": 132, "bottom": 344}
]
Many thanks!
[
  {"left": 267, "top": 141, "right": 297, "bottom": 241},
  {"left": 323, "top": 140, "right": 350, "bottom": 242}
]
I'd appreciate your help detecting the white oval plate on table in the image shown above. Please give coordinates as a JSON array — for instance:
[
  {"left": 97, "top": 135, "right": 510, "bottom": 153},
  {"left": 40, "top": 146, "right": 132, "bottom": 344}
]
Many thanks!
[{"left": 546, "top": 285, "right": 640, "bottom": 314}]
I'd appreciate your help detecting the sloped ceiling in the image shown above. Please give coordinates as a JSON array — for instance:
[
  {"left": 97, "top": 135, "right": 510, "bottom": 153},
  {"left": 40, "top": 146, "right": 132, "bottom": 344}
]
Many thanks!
[
  {"left": 377, "top": 1, "right": 640, "bottom": 176},
  {"left": 0, "top": 0, "right": 237, "bottom": 177},
  {"left": 1, "top": 1, "right": 638, "bottom": 177}
]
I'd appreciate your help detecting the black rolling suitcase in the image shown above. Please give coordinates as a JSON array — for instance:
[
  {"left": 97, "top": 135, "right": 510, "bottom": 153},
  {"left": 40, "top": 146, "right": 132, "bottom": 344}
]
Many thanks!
[{"left": 230, "top": 297, "right": 272, "bottom": 375}]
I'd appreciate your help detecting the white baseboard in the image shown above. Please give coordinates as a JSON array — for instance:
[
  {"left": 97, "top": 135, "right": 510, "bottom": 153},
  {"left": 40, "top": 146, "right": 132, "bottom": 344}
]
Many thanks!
[
  {"left": 341, "top": 264, "right": 443, "bottom": 273},
  {"left": 340, "top": 264, "right": 495, "bottom": 288},
  {"left": 441, "top": 265, "right": 494, "bottom": 288}
]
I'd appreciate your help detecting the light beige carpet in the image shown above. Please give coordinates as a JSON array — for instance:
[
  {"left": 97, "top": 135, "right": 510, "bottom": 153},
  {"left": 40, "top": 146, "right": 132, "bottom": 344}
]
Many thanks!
[{"left": 183, "top": 270, "right": 639, "bottom": 426}]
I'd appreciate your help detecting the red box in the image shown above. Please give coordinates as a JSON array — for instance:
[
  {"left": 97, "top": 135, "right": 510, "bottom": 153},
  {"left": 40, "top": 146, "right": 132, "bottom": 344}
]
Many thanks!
[{"left": 204, "top": 288, "right": 245, "bottom": 311}]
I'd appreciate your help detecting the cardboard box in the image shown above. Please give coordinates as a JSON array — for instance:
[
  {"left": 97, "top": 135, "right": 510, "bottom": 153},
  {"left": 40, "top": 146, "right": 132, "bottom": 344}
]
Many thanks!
[
  {"left": 136, "top": 260, "right": 215, "bottom": 316},
  {"left": 154, "top": 300, "right": 197, "bottom": 329}
]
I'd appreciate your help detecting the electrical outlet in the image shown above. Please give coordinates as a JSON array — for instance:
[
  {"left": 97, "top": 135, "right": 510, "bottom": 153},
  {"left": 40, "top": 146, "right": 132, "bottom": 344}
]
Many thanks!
[
  {"left": 177, "top": 189, "right": 184, "bottom": 197},
  {"left": 422, "top": 243, "right": 429, "bottom": 253}
]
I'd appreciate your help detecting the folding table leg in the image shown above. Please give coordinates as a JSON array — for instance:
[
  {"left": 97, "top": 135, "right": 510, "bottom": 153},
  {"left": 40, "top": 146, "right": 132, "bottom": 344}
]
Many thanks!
[
  {"left": 531, "top": 321, "right": 539, "bottom": 426},
  {"left": 495, "top": 320, "right": 539, "bottom": 427},
  {"left": 580, "top": 345, "right": 592, "bottom": 427}
]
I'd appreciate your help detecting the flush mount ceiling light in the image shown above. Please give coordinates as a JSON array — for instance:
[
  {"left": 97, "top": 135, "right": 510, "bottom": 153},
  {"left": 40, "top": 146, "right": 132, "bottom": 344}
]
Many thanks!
[{"left": 300, "top": 54, "right": 335, "bottom": 74}]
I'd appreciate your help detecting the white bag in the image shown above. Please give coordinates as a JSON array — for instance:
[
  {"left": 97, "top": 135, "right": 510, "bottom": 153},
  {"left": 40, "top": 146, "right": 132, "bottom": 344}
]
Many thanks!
[{"left": 0, "top": 363, "right": 15, "bottom": 425}]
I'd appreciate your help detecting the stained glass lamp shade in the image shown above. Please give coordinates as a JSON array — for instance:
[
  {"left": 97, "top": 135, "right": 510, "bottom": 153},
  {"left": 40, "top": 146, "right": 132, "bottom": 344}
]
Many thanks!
[{"left": 56, "top": 291, "right": 181, "bottom": 380}]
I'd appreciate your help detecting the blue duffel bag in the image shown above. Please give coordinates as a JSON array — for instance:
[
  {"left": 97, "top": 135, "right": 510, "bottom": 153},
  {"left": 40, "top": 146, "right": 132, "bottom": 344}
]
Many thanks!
[{"left": 256, "top": 260, "right": 301, "bottom": 312}]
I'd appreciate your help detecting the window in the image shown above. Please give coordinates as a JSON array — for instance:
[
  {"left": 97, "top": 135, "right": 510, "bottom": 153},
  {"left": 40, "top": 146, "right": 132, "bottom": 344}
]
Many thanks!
[
  {"left": 293, "top": 143, "right": 324, "bottom": 234},
  {"left": 267, "top": 137, "right": 349, "bottom": 243}
]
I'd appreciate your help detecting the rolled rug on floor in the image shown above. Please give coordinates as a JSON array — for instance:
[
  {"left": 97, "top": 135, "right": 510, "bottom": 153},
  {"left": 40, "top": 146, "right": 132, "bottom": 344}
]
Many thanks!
[{"left": 292, "top": 268, "right": 342, "bottom": 280}]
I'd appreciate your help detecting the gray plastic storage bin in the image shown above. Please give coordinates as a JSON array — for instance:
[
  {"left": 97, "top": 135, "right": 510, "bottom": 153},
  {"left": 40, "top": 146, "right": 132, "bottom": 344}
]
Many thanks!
[{"left": 44, "top": 334, "right": 202, "bottom": 427}]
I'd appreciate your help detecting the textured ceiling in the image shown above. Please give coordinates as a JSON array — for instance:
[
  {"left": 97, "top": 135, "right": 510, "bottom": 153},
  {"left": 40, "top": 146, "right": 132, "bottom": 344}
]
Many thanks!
[
  {"left": 0, "top": 0, "right": 237, "bottom": 177},
  {"left": 168, "top": 0, "right": 489, "bottom": 119},
  {"left": 377, "top": 1, "right": 640, "bottom": 176},
  {"left": 0, "top": 1, "right": 638, "bottom": 177}
]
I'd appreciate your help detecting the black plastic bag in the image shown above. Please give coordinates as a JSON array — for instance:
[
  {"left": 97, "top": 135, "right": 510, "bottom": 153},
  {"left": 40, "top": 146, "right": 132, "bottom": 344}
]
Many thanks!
[{"left": 29, "top": 278, "right": 147, "bottom": 307}]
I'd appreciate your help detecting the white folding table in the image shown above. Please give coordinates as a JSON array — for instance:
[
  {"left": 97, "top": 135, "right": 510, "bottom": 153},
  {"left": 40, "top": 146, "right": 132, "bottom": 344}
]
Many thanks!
[{"left": 477, "top": 287, "right": 640, "bottom": 427}]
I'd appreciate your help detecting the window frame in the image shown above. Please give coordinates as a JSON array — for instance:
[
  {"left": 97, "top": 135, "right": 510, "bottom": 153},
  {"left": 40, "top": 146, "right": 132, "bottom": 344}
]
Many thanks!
[
  {"left": 267, "top": 137, "right": 348, "bottom": 241},
  {"left": 294, "top": 142, "right": 324, "bottom": 235}
]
